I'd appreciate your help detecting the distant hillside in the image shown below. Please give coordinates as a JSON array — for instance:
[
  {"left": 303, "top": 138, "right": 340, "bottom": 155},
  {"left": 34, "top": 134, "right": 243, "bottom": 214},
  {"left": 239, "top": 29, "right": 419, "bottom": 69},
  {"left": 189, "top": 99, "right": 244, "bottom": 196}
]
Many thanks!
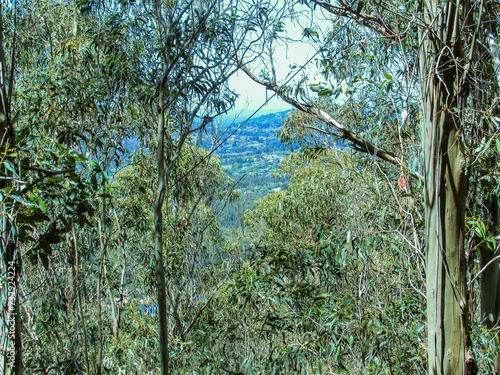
[
  {"left": 214, "top": 109, "right": 292, "bottom": 158},
  {"left": 210, "top": 110, "right": 294, "bottom": 231},
  {"left": 122, "top": 110, "right": 295, "bottom": 232}
]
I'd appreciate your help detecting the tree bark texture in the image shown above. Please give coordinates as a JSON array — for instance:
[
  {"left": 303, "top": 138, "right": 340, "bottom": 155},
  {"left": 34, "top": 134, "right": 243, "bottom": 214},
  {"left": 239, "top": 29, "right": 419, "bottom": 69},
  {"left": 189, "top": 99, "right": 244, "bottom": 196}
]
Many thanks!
[{"left": 419, "top": 0, "right": 476, "bottom": 374}]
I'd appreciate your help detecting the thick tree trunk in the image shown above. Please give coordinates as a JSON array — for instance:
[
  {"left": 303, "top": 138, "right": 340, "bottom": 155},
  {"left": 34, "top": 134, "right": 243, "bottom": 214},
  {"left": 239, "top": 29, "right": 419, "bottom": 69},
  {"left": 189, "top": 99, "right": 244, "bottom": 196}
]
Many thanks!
[{"left": 419, "top": 1, "right": 476, "bottom": 374}]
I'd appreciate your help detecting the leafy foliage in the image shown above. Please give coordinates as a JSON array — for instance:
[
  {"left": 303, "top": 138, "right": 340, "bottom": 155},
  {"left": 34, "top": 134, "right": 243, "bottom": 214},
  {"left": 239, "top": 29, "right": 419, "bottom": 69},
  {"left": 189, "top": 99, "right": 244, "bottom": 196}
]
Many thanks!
[{"left": 3, "top": 0, "right": 500, "bottom": 374}]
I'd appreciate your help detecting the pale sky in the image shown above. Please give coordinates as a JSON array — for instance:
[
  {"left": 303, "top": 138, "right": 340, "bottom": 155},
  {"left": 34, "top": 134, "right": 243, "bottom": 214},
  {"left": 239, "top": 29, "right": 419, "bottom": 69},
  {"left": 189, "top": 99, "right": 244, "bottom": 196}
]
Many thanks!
[
  {"left": 228, "top": 15, "right": 327, "bottom": 116},
  {"left": 229, "top": 71, "right": 292, "bottom": 113}
]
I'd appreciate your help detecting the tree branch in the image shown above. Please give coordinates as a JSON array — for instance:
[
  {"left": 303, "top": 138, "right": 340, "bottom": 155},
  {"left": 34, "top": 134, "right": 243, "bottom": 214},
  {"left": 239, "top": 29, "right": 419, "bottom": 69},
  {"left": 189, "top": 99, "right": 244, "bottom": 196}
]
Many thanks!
[
  {"left": 309, "top": 0, "right": 397, "bottom": 39},
  {"left": 235, "top": 55, "right": 423, "bottom": 181},
  {"left": 20, "top": 168, "right": 75, "bottom": 194},
  {"left": 182, "top": 278, "right": 227, "bottom": 338}
]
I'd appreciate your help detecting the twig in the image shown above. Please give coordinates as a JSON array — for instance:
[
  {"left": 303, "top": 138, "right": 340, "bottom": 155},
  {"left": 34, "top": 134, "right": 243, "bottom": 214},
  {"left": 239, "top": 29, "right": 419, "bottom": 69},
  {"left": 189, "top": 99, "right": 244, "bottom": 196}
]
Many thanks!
[{"left": 468, "top": 252, "right": 500, "bottom": 288}]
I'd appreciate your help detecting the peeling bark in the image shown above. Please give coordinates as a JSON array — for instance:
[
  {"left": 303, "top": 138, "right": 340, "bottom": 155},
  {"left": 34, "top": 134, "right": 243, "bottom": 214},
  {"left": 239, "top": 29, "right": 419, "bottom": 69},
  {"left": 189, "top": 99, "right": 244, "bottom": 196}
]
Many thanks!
[{"left": 419, "top": 0, "right": 476, "bottom": 373}]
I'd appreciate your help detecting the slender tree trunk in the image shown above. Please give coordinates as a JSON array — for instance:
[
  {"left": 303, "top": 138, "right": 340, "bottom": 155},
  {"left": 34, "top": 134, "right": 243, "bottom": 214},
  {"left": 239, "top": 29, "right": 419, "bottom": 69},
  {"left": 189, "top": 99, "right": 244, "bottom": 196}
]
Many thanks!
[
  {"left": 70, "top": 230, "right": 90, "bottom": 374},
  {"left": 0, "top": 241, "right": 21, "bottom": 375},
  {"left": 479, "top": 3, "right": 500, "bottom": 330},
  {"left": 96, "top": 210, "right": 107, "bottom": 375},
  {"left": 108, "top": 256, "right": 125, "bottom": 338},
  {"left": 0, "top": 6, "right": 21, "bottom": 373},
  {"left": 419, "top": 1, "right": 476, "bottom": 373},
  {"left": 108, "top": 287, "right": 119, "bottom": 337},
  {"left": 154, "top": 91, "right": 169, "bottom": 375},
  {"left": 111, "top": 207, "right": 127, "bottom": 338},
  {"left": 479, "top": 189, "right": 499, "bottom": 327}
]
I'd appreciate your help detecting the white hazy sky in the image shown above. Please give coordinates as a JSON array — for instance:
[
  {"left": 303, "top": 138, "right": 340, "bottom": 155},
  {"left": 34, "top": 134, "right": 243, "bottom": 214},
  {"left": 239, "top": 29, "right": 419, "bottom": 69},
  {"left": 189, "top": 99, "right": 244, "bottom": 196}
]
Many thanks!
[
  {"left": 227, "top": 17, "right": 327, "bottom": 116},
  {"left": 229, "top": 71, "right": 292, "bottom": 113}
]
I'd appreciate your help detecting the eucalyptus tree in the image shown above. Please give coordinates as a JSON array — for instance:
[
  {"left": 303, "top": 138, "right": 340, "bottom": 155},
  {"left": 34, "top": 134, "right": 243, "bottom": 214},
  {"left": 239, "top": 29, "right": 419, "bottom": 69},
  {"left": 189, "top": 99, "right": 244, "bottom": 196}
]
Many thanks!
[
  {"left": 0, "top": 1, "right": 86, "bottom": 372},
  {"left": 69, "top": 6, "right": 151, "bottom": 373},
  {"left": 0, "top": 0, "right": 151, "bottom": 373},
  {"left": 2, "top": 0, "right": 272, "bottom": 373},
  {"left": 146, "top": 0, "right": 262, "bottom": 372},
  {"left": 235, "top": 150, "right": 426, "bottom": 372},
  {"left": 235, "top": 0, "right": 500, "bottom": 373},
  {"left": 158, "top": 146, "right": 236, "bottom": 341}
]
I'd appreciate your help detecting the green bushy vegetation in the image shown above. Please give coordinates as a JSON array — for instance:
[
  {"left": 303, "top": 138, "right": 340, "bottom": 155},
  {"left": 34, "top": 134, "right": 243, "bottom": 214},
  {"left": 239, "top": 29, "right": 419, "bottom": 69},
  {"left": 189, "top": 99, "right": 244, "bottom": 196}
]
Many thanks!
[{"left": 2, "top": 0, "right": 500, "bottom": 374}]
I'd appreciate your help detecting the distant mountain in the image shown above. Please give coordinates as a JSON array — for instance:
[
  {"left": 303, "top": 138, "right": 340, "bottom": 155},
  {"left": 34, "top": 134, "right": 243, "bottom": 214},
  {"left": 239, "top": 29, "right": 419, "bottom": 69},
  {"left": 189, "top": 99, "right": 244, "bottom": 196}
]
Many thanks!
[
  {"left": 224, "top": 109, "right": 292, "bottom": 129},
  {"left": 222, "top": 107, "right": 293, "bottom": 124}
]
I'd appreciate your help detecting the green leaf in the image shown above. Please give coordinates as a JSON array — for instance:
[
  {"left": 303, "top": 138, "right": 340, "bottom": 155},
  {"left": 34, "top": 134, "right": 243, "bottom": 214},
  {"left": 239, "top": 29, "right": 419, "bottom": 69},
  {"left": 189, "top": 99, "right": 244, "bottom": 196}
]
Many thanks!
[
  {"left": 314, "top": 293, "right": 330, "bottom": 301},
  {"left": 380, "top": 206, "right": 387, "bottom": 221},
  {"left": 496, "top": 139, "right": 500, "bottom": 154},
  {"left": 483, "top": 137, "right": 492, "bottom": 154},
  {"left": 318, "top": 88, "right": 332, "bottom": 96},
  {"left": 37, "top": 197, "right": 47, "bottom": 214},
  {"left": 309, "top": 83, "right": 321, "bottom": 92},
  {"left": 384, "top": 73, "right": 393, "bottom": 80},
  {"left": 3, "top": 161, "right": 15, "bottom": 173},
  {"left": 346, "top": 230, "right": 352, "bottom": 251},
  {"left": 416, "top": 324, "right": 425, "bottom": 333},
  {"left": 10, "top": 195, "right": 28, "bottom": 205},
  {"left": 74, "top": 154, "right": 87, "bottom": 162}
]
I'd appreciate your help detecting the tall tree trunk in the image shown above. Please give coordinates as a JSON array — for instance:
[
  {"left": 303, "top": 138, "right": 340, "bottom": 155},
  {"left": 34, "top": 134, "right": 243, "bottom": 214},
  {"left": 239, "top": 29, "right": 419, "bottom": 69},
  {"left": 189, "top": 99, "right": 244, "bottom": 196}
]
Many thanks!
[
  {"left": 479, "top": 2, "right": 500, "bottom": 330},
  {"left": 154, "top": 91, "right": 169, "bottom": 375},
  {"left": 479, "top": 175, "right": 499, "bottom": 327},
  {"left": 0, "top": 97, "right": 21, "bottom": 375},
  {"left": 0, "top": 5, "right": 21, "bottom": 373},
  {"left": 70, "top": 230, "right": 90, "bottom": 374},
  {"left": 96, "top": 205, "right": 108, "bottom": 375},
  {"left": 419, "top": 1, "right": 476, "bottom": 374},
  {"left": 0, "top": 240, "right": 21, "bottom": 375}
]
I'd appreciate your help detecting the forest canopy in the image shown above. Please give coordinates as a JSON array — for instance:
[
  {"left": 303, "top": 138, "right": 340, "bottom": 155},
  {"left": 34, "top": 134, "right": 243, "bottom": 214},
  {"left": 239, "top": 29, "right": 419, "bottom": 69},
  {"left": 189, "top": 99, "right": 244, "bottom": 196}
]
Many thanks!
[{"left": 1, "top": 0, "right": 499, "bottom": 374}]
